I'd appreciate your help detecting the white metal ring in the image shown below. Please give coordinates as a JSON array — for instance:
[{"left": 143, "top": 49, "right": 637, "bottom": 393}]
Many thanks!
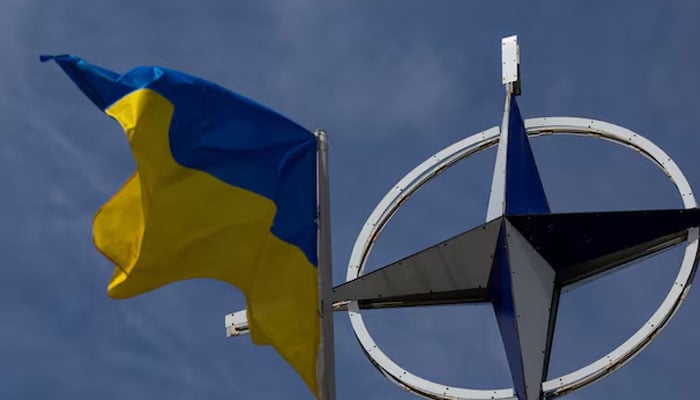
[{"left": 346, "top": 117, "right": 698, "bottom": 399}]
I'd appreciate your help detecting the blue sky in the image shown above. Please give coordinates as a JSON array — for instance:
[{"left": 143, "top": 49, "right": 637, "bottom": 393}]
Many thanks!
[{"left": 3, "top": 1, "right": 700, "bottom": 399}]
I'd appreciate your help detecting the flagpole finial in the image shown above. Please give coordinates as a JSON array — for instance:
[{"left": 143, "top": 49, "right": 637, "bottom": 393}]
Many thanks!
[{"left": 502, "top": 35, "right": 521, "bottom": 95}]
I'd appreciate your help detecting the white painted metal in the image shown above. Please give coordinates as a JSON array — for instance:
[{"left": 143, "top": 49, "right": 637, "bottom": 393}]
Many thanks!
[
  {"left": 224, "top": 309, "right": 249, "bottom": 337},
  {"left": 502, "top": 36, "right": 520, "bottom": 85},
  {"left": 346, "top": 117, "right": 698, "bottom": 399},
  {"left": 315, "top": 129, "right": 337, "bottom": 400},
  {"left": 485, "top": 93, "right": 511, "bottom": 222},
  {"left": 347, "top": 125, "right": 514, "bottom": 400}
]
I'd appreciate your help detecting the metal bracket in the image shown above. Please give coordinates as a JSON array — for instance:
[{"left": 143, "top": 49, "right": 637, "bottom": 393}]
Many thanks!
[
  {"left": 224, "top": 309, "right": 249, "bottom": 337},
  {"left": 225, "top": 302, "right": 353, "bottom": 339},
  {"left": 501, "top": 35, "right": 521, "bottom": 95}
]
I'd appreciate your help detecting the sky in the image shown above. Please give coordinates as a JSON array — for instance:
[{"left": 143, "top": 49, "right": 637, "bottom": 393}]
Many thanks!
[{"left": 3, "top": 1, "right": 700, "bottom": 399}]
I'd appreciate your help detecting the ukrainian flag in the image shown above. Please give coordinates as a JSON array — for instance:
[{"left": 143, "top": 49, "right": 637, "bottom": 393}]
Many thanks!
[{"left": 42, "top": 55, "right": 321, "bottom": 395}]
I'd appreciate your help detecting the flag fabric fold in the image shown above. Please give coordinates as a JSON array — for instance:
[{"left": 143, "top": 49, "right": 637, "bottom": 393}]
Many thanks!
[{"left": 42, "top": 55, "right": 321, "bottom": 395}]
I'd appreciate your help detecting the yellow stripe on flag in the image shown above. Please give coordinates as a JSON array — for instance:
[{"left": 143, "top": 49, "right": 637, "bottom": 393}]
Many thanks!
[{"left": 94, "top": 88, "right": 319, "bottom": 393}]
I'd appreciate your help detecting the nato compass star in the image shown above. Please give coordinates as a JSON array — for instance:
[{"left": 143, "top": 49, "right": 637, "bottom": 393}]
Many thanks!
[
  {"left": 332, "top": 91, "right": 700, "bottom": 400},
  {"left": 225, "top": 36, "right": 700, "bottom": 400},
  {"left": 332, "top": 37, "right": 700, "bottom": 400}
]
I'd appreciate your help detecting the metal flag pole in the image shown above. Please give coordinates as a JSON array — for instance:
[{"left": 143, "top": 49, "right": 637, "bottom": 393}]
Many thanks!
[
  {"left": 315, "top": 129, "right": 337, "bottom": 400},
  {"left": 224, "top": 130, "right": 337, "bottom": 400}
]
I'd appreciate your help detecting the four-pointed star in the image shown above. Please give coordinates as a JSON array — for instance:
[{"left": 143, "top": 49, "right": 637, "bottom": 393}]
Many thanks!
[{"left": 333, "top": 93, "right": 700, "bottom": 400}]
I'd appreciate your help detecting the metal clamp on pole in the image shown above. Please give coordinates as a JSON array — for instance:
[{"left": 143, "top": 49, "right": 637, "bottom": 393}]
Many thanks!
[
  {"left": 502, "top": 35, "right": 521, "bottom": 95},
  {"left": 225, "top": 302, "right": 350, "bottom": 339},
  {"left": 224, "top": 309, "right": 249, "bottom": 337}
]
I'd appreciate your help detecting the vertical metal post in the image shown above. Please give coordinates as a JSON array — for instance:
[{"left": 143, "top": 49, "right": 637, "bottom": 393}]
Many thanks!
[{"left": 315, "top": 129, "right": 336, "bottom": 400}]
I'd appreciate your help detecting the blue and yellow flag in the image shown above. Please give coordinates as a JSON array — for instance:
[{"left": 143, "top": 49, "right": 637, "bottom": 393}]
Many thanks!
[{"left": 42, "top": 55, "right": 320, "bottom": 395}]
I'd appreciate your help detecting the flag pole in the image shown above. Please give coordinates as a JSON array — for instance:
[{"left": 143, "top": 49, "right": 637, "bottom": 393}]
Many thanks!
[{"left": 315, "top": 129, "right": 336, "bottom": 400}]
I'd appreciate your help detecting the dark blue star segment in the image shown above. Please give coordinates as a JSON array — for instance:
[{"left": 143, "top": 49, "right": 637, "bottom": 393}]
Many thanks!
[
  {"left": 509, "top": 209, "right": 700, "bottom": 286},
  {"left": 489, "top": 226, "right": 526, "bottom": 399},
  {"left": 505, "top": 94, "right": 550, "bottom": 216}
]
